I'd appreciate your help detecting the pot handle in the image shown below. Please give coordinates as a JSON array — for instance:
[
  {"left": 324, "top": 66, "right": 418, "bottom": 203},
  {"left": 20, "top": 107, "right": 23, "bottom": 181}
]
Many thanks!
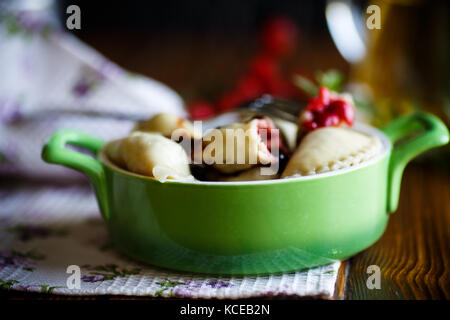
[
  {"left": 41, "top": 130, "right": 109, "bottom": 219},
  {"left": 382, "top": 112, "right": 449, "bottom": 213}
]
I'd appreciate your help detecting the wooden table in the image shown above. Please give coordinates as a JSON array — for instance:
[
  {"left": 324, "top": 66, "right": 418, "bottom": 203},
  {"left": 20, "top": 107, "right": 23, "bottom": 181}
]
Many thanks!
[
  {"left": 2, "top": 33, "right": 449, "bottom": 300},
  {"left": 344, "top": 162, "right": 450, "bottom": 299}
]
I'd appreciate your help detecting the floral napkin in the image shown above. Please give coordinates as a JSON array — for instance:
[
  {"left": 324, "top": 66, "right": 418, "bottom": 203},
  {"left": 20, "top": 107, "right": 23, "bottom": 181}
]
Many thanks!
[{"left": 0, "top": 184, "right": 341, "bottom": 298}]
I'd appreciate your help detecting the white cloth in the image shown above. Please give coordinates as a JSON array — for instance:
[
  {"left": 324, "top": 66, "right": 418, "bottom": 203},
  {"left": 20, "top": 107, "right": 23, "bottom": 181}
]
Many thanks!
[
  {"left": 0, "top": 9, "right": 185, "bottom": 179},
  {"left": 0, "top": 185, "right": 340, "bottom": 298}
]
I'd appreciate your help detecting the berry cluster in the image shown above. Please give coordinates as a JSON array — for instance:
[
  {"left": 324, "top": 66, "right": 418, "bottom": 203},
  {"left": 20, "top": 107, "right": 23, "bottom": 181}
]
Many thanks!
[
  {"left": 188, "top": 17, "right": 298, "bottom": 119},
  {"left": 300, "top": 86, "right": 355, "bottom": 132}
]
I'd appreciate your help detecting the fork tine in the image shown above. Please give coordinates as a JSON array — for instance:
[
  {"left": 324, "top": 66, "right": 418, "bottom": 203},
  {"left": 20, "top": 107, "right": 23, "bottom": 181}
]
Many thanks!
[
  {"left": 202, "top": 96, "right": 303, "bottom": 129},
  {"left": 258, "top": 106, "right": 299, "bottom": 122},
  {"left": 270, "top": 98, "right": 304, "bottom": 115},
  {"left": 245, "top": 95, "right": 304, "bottom": 119}
]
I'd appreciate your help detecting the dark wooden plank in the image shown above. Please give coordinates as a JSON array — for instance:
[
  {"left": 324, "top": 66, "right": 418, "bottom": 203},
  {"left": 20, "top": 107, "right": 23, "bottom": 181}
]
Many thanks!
[
  {"left": 333, "top": 261, "right": 348, "bottom": 300},
  {"left": 345, "top": 163, "right": 450, "bottom": 299}
]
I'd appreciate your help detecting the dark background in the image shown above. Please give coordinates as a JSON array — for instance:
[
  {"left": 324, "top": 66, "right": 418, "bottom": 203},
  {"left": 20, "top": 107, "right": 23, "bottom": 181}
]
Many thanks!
[
  {"left": 58, "top": 0, "right": 331, "bottom": 36},
  {"left": 54, "top": 0, "right": 354, "bottom": 102}
]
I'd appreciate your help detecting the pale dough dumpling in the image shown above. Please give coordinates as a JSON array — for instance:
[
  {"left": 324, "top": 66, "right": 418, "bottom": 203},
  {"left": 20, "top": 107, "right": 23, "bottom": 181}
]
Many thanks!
[
  {"left": 282, "top": 127, "right": 382, "bottom": 177},
  {"left": 133, "top": 113, "right": 200, "bottom": 140},
  {"left": 106, "top": 132, "right": 193, "bottom": 182},
  {"left": 202, "top": 118, "right": 276, "bottom": 174},
  {"left": 272, "top": 117, "right": 298, "bottom": 152}
]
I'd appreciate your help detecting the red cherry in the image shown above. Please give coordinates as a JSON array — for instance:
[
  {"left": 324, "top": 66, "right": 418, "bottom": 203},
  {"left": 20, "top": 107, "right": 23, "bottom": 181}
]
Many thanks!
[
  {"left": 217, "top": 90, "right": 250, "bottom": 112},
  {"left": 301, "top": 86, "right": 356, "bottom": 133},
  {"left": 307, "top": 97, "right": 325, "bottom": 112},
  {"left": 342, "top": 102, "right": 355, "bottom": 125},
  {"left": 302, "top": 110, "right": 314, "bottom": 123},
  {"left": 263, "top": 73, "right": 295, "bottom": 97},
  {"left": 322, "top": 113, "right": 340, "bottom": 127},
  {"left": 330, "top": 100, "right": 354, "bottom": 125},
  {"left": 236, "top": 75, "right": 264, "bottom": 100},
  {"left": 248, "top": 55, "right": 279, "bottom": 80},
  {"left": 318, "top": 86, "right": 331, "bottom": 105},
  {"left": 303, "top": 120, "right": 318, "bottom": 132},
  {"left": 261, "top": 17, "right": 298, "bottom": 58}
]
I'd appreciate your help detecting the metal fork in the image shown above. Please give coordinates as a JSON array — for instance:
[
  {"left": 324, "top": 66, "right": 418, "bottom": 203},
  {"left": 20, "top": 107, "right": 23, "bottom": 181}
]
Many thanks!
[{"left": 200, "top": 95, "right": 304, "bottom": 130}]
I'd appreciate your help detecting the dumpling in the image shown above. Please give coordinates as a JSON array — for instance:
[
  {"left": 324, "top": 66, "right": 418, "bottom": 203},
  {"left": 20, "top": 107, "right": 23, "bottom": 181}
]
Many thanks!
[
  {"left": 132, "top": 113, "right": 200, "bottom": 140},
  {"left": 202, "top": 118, "right": 277, "bottom": 174},
  {"left": 219, "top": 167, "right": 279, "bottom": 182},
  {"left": 282, "top": 127, "right": 382, "bottom": 177},
  {"left": 272, "top": 117, "right": 298, "bottom": 152},
  {"left": 105, "top": 132, "right": 193, "bottom": 182}
]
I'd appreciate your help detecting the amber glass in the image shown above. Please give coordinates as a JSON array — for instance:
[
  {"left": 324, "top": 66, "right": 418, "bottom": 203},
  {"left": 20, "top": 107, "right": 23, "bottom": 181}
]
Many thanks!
[{"left": 350, "top": 0, "right": 450, "bottom": 127}]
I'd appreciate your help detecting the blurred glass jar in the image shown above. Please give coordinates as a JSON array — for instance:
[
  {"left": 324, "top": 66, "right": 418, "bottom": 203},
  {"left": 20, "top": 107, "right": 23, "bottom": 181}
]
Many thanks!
[{"left": 326, "top": 0, "right": 450, "bottom": 127}]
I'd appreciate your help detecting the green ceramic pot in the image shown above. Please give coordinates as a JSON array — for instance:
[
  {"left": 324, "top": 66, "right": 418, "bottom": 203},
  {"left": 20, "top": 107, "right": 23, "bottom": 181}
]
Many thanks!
[{"left": 42, "top": 112, "right": 448, "bottom": 275}]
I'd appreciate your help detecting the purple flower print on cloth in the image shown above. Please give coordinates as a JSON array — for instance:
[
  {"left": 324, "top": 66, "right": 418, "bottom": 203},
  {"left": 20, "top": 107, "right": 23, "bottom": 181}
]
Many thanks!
[
  {"left": 72, "top": 59, "right": 124, "bottom": 98},
  {"left": 18, "top": 284, "right": 63, "bottom": 293},
  {"left": 0, "top": 280, "right": 63, "bottom": 293},
  {"left": 96, "top": 59, "right": 123, "bottom": 79},
  {"left": 155, "top": 279, "right": 234, "bottom": 298},
  {"left": 205, "top": 280, "right": 233, "bottom": 289},
  {"left": 80, "top": 264, "right": 141, "bottom": 283},
  {"left": 0, "top": 10, "right": 54, "bottom": 38},
  {"left": 0, "top": 97, "right": 22, "bottom": 124},
  {"left": 15, "top": 12, "right": 48, "bottom": 33},
  {"left": 9, "top": 284, "right": 33, "bottom": 291},
  {"left": 81, "top": 274, "right": 106, "bottom": 283},
  {"left": 72, "top": 66, "right": 106, "bottom": 98},
  {"left": 7, "top": 225, "right": 69, "bottom": 242},
  {"left": 0, "top": 249, "right": 45, "bottom": 271},
  {"left": 72, "top": 78, "right": 91, "bottom": 97}
]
